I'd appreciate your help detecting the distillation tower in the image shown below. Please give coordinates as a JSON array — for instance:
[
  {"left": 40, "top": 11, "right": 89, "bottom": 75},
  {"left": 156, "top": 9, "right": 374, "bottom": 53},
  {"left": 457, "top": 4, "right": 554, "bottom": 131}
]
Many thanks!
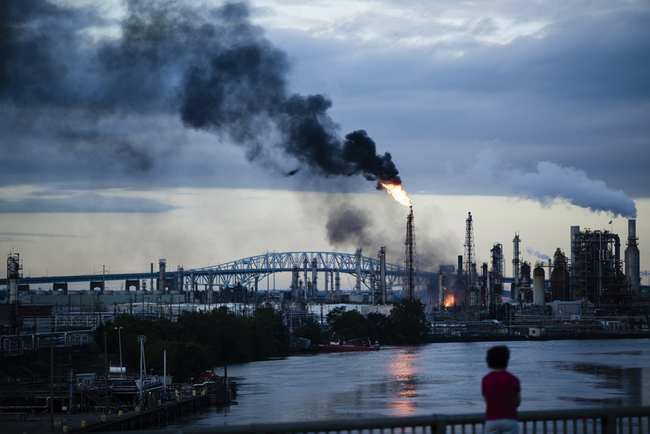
[
  {"left": 464, "top": 212, "right": 478, "bottom": 305},
  {"left": 6, "top": 252, "right": 22, "bottom": 304},
  {"left": 490, "top": 243, "right": 504, "bottom": 305},
  {"left": 512, "top": 233, "right": 520, "bottom": 303},
  {"left": 570, "top": 226, "right": 629, "bottom": 304},
  {"left": 403, "top": 206, "right": 417, "bottom": 300}
]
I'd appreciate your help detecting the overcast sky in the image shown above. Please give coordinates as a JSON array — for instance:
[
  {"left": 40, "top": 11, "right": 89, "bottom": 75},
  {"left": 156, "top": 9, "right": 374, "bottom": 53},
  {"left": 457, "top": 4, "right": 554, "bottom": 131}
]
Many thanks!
[{"left": 1, "top": 0, "right": 648, "bottom": 285}]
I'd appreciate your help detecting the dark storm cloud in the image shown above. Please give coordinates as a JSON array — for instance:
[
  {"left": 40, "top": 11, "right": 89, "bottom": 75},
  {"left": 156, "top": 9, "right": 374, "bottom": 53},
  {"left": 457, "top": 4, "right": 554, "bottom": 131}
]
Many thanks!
[
  {"left": 0, "top": 0, "right": 404, "bottom": 198},
  {"left": 427, "top": 8, "right": 650, "bottom": 102}
]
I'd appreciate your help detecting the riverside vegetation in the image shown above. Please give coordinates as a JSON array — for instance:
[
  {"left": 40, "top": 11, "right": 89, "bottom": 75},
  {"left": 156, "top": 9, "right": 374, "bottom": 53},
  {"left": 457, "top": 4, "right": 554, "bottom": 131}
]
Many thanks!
[{"left": 96, "top": 300, "right": 430, "bottom": 381}]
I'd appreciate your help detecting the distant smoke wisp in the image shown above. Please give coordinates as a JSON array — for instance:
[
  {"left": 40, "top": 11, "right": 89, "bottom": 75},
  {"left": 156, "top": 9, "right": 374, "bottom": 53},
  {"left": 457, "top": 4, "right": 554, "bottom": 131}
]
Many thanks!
[
  {"left": 463, "top": 147, "right": 637, "bottom": 218},
  {"left": 511, "top": 161, "right": 637, "bottom": 219},
  {"left": 526, "top": 248, "right": 551, "bottom": 261},
  {"left": 0, "top": 0, "right": 402, "bottom": 188}
]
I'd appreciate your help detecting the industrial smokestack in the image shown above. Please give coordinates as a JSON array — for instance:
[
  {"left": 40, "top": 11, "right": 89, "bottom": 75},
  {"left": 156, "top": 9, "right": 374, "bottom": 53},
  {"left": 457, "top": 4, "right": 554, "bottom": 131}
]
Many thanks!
[{"left": 625, "top": 219, "right": 640, "bottom": 295}]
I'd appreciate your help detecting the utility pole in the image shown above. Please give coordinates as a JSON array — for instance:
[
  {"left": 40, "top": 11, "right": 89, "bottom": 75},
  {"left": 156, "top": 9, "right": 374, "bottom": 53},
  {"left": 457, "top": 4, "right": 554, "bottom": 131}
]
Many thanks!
[
  {"left": 115, "top": 327, "right": 123, "bottom": 379},
  {"left": 104, "top": 329, "right": 108, "bottom": 416},
  {"left": 50, "top": 337, "right": 54, "bottom": 431}
]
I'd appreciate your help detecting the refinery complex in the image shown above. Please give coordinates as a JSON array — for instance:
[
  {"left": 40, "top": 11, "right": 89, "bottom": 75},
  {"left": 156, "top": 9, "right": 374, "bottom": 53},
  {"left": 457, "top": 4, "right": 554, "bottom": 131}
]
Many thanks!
[
  {"left": 434, "top": 214, "right": 644, "bottom": 315},
  {"left": 0, "top": 211, "right": 648, "bottom": 354}
]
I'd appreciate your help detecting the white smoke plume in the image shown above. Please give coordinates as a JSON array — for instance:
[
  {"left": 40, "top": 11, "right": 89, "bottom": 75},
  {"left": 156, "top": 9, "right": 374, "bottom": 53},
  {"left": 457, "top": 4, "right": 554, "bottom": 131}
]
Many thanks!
[
  {"left": 526, "top": 248, "right": 551, "bottom": 261},
  {"left": 511, "top": 161, "right": 637, "bottom": 219}
]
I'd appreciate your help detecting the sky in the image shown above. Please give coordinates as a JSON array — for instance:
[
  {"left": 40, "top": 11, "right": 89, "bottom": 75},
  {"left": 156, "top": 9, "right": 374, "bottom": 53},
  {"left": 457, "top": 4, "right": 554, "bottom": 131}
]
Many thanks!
[{"left": 1, "top": 0, "right": 649, "bottom": 287}]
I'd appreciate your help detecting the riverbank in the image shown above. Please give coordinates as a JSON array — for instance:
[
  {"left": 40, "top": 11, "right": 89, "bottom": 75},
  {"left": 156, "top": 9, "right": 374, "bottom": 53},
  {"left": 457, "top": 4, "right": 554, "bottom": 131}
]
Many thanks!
[
  {"left": 1, "top": 393, "right": 214, "bottom": 434},
  {"left": 425, "top": 331, "right": 650, "bottom": 343}
]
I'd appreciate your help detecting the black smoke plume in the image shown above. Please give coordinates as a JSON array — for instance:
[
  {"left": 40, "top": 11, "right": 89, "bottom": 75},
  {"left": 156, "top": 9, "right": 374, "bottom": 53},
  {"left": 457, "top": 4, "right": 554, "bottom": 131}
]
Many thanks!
[
  {"left": 325, "top": 203, "right": 375, "bottom": 248},
  {"left": 1, "top": 0, "right": 402, "bottom": 188}
]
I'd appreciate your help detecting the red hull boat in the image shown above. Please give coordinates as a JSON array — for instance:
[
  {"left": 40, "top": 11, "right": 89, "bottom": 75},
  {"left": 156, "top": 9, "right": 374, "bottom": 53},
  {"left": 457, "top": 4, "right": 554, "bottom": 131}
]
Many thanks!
[
  {"left": 317, "top": 337, "right": 380, "bottom": 352},
  {"left": 317, "top": 344, "right": 380, "bottom": 352}
]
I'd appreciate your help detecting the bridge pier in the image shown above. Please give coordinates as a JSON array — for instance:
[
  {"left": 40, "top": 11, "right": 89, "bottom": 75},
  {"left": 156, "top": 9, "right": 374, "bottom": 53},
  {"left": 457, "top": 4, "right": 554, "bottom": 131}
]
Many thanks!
[{"left": 53, "top": 282, "right": 68, "bottom": 294}]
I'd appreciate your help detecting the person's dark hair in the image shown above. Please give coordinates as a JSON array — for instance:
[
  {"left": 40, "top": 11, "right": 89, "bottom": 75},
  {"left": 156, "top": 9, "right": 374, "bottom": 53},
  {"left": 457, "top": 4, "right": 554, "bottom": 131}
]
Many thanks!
[{"left": 486, "top": 345, "right": 510, "bottom": 369}]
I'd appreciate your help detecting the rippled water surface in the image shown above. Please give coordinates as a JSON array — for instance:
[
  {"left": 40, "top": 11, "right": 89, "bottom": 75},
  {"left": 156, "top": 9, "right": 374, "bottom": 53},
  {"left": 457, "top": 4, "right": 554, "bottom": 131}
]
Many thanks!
[{"left": 170, "top": 339, "right": 650, "bottom": 428}]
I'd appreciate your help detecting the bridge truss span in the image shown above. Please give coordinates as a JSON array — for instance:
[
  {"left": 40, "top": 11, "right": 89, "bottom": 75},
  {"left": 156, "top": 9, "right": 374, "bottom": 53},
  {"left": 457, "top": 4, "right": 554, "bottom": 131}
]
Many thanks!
[
  {"left": 3, "top": 251, "right": 436, "bottom": 294},
  {"left": 191, "top": 251, "right": 423, "bottom": 290}
]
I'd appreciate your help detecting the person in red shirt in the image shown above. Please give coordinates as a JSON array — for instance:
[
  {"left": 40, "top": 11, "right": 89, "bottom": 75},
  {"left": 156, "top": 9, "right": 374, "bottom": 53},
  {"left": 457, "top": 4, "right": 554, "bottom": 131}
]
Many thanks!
[{"left": 481, "top": 345, "right": 521, "bottom": 434}]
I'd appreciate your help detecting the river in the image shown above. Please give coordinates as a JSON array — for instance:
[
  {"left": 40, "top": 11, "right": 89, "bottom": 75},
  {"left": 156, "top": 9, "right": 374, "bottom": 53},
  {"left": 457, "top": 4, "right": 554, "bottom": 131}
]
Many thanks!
[{"left": 169, "top": 339, "right": 650, "bottom": 428}]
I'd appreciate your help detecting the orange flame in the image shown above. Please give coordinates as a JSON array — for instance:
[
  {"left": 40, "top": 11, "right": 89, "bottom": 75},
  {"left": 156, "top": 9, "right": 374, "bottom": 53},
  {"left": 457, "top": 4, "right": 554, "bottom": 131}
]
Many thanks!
[
  {"left": 443, "top": 294, "right": 455, "bottom": 308},
  {"left": 381, "top": 183, "right": 411, "bottom": 207}
]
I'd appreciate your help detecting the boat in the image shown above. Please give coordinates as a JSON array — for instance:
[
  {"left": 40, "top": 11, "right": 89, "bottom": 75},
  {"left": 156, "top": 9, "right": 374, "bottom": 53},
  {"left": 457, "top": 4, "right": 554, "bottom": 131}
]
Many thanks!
[{"left": 317, "top": 337, "right": 380, "bottom": 352}]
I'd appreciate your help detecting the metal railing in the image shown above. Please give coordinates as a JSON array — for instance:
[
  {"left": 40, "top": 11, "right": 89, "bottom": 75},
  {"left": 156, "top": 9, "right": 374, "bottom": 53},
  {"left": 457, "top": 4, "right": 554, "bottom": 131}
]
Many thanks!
[
  {"left": 0, "top": 330, "right": 94, "bottom": 356},
  {"left": 131, "top": 406, "right": 650, "bottom": 434}
]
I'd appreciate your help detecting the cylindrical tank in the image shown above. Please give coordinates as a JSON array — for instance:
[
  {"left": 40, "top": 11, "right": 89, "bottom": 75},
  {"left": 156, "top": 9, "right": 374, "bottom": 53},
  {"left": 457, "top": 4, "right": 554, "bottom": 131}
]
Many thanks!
[{"left": 533, "top": 264, "right": 545, "bottom": 305}]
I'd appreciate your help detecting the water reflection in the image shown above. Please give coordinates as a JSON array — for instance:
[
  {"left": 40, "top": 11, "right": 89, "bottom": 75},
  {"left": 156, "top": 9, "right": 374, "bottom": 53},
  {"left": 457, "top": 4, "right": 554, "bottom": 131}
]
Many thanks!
[
  {"left": 170, "top": 339, "right": 650, "bottom": 428},
  {"left": 384, "top": 348, "right": 421, "bottom": 415},
  {"left": 559, "top": 362, "right": 650, "bottom": 406}
]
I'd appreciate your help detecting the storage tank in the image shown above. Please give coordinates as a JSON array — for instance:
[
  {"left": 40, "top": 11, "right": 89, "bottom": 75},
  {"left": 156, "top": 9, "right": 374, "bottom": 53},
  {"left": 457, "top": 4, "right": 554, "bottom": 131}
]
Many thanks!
[
  {"left": 550, "top": 248, "right": 570, "bottom": 301},
  {"left": 533, "top": 264, "right": 545, "bottom": 305}
]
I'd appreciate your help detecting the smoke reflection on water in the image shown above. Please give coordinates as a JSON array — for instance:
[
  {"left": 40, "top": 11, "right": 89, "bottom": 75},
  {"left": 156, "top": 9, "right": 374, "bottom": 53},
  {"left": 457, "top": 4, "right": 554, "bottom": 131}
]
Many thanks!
[{"left": 167, "top": 339, "right": 650, "bottom": 429}]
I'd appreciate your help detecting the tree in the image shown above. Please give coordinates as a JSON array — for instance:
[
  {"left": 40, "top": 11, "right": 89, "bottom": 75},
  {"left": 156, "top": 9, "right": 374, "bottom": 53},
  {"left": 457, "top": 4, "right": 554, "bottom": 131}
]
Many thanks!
[
  {"left": 96, "top": 306, "right": 292, "bottom": 379},
  {"left": 292, "top": 317, "right": 324, "bottom": 345},
  {"left": 331, "top": 310, "right": 375, "bottom": 342},
  {"left": 389, "top": 299, "right": 431, "bottom": 344},
  {"left": 326, "top": 306, "right": 346, "bottom": 326}
]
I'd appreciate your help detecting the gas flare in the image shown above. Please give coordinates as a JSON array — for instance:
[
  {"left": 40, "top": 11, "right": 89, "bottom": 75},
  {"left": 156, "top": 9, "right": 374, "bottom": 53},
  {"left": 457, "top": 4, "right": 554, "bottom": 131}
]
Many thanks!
[{"left": 381, "top": 183, "right": 411, "bottom": 207}]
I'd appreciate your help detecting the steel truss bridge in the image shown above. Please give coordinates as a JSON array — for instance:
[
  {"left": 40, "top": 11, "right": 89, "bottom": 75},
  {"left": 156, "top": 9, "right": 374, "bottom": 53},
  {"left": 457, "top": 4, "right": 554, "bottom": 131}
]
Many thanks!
[{"left": 2, "top": 251, "right": 436, "bottom": 292}]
